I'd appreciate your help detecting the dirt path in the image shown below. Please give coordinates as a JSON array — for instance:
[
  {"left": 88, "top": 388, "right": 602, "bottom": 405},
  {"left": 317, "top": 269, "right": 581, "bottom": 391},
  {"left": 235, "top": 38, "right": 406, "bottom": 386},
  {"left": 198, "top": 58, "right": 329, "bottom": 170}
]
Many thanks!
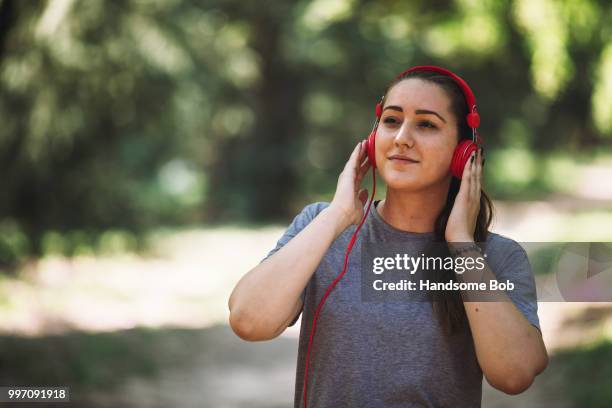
[{"left": 0, "top": 198, "right": 611, "bottom": 406}]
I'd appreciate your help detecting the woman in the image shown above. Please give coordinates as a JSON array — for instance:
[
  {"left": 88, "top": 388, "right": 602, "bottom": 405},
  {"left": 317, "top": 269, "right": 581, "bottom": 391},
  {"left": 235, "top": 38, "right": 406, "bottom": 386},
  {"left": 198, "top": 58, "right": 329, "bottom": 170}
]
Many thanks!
[{"left": 228, "top": 66, "right": 548, "bottom": 407}]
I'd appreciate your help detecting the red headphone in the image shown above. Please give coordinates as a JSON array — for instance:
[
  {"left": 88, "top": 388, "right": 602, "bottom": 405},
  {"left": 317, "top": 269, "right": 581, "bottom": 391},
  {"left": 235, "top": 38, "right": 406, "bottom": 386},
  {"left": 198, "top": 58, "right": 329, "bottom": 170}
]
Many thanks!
[
  {"left": 302, "top": 66, "right": 483, "bottom": 408},
  {"left": 365, "top": 65, "right": 483, "bottom": 179}
]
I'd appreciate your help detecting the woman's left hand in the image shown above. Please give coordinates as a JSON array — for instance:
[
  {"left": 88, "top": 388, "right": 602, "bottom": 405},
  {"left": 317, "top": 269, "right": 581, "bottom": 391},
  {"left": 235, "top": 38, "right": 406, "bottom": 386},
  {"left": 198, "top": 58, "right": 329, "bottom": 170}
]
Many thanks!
[{"left": 445, "top": 148, "right": 483, "bottom": 242}]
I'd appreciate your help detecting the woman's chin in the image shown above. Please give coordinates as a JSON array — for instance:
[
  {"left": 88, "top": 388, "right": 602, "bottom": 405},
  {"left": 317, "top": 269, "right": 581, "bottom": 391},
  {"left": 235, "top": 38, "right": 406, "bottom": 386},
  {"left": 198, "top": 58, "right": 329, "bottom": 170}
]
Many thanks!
[
  {"left": 383, "top": 170, "right": 452, "bottom": 191},
  {"left": 383, "top": 172, "right": 423, "bottom": 190},
  {"left": 381, "top": 169, "right": 450, "bottom": 191}
]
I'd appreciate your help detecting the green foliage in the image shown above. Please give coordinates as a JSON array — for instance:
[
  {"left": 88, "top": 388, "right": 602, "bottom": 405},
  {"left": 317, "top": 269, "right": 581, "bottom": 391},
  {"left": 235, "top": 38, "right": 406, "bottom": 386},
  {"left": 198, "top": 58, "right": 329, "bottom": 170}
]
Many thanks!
[
  {"left": 0, "top": 0, "right": 610, "bottom": 263},
  {"left": 529, "top": 244, "right": 564, "bottom": 275},
  {"left": 556, "top": 339, "right": 612, "bottom": 407},
  {"left": 0, "top": 329, "right": 161, "bottom": 389}
]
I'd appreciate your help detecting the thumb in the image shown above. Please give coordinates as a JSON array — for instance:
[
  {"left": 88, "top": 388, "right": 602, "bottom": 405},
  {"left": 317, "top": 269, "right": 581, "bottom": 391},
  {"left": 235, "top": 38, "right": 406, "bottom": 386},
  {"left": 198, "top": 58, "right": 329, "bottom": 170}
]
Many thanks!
[{"left": 358, "top": 188, "right": 369, "bottom": 207}]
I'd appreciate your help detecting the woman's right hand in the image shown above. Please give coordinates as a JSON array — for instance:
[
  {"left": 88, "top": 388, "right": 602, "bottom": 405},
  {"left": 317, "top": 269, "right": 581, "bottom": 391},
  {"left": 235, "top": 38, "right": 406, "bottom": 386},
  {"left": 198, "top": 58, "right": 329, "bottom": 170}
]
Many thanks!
[{"left": 330, "top": 140, "right": 372, "bottom": 228}]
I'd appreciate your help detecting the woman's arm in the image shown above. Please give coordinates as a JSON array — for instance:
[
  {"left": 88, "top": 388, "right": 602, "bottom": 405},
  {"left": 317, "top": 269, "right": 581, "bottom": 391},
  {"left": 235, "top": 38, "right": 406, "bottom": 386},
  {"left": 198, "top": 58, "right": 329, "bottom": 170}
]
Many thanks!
[
  {"left": 465, "top": 302, "right": 548, "bottom": 395},
  {"left": 228, "top": 141, "right": 372, "bottom": 342},
  {"left": 451, "top": 244, "right": 549, "bottom": 395},
  {"left": 446, "top": 149, "right": 548, "bottom": 394},
  {"left": 228, "top": 205, "right": 349, "bottom": 341}
]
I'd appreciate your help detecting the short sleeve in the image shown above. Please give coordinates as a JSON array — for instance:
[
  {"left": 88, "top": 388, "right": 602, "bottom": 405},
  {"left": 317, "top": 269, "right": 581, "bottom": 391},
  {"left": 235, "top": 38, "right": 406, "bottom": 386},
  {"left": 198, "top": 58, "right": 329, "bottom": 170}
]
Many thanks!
[
  {"left": 259, "top": 201, "right": 330, "bottom": 326},
  {"left": 491, "top": 239, "right": 541, "bottom": 332}
]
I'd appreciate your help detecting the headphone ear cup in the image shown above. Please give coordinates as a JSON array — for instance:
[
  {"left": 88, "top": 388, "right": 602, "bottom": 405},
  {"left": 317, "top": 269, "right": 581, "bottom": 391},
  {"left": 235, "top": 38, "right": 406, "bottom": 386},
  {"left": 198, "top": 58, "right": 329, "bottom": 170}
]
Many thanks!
[
  {"left": 450, "top": 140, "right": 478, "bottom": 179},
  {"left": 366, "top": 130, "right": 377, "bottom": 169}
]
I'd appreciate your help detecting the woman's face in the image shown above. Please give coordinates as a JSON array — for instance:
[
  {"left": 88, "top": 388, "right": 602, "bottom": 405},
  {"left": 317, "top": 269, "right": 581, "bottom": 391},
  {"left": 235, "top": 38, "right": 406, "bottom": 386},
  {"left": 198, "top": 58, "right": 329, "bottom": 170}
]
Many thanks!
[{"left": 375, "top": 78, "right": 459, "bottom": 192}]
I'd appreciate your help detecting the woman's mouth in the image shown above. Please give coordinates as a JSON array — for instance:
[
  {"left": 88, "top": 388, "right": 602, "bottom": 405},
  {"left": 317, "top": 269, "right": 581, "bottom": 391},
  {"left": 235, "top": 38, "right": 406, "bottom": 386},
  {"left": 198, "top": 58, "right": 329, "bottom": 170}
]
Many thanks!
[{"left": 388, "top": 155, "right": 419, "bottom": 164}]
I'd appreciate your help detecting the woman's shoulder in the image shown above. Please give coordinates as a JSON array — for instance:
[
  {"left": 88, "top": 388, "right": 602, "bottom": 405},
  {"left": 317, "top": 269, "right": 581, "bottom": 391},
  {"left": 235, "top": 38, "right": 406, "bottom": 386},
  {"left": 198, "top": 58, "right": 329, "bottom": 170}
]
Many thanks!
[
  {"left": 284, "top": 201, "right": 332, "bottom": 231},
  {"left": 299, "top": 201, "right": 331, "bottom": 218},
  {"left": 485, "top": 231, "right": 522, "bottom": 247},
  {"left": 484, "top": 231, "right": 529, "bottom": 265}
]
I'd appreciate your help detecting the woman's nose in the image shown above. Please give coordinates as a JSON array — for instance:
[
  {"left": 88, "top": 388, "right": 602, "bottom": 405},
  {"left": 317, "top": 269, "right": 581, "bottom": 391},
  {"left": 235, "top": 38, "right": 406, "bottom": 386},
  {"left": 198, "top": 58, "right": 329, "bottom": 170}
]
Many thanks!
[{"left": 393, "top": 122, "right": 415, "bottom": 148}]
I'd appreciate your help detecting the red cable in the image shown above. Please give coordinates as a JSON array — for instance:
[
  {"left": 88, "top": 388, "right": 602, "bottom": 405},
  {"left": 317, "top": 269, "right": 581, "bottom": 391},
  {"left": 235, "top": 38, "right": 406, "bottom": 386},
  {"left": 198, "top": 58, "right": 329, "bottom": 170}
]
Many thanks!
[{"left": 302, "top": 165, "right": 377, "bottom": 408}]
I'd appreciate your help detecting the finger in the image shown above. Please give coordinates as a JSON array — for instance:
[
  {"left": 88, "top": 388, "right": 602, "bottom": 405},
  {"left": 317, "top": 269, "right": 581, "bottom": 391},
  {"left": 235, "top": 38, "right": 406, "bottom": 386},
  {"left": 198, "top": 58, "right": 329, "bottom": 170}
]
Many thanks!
[
  {"left": 347, "top": 142, "right": 363, "bottom": 180},
  {"left": 345, "top": 145, "right": 364, "bottom": 183},
  {"left": 360, "top": 154, "right": 369, "bottom": 167},
  {"left": 358, "top": 156, "right": 371, "bottom": 177},
  {"left": 470, "top": 150, "right": 478, "bottom": 199},
  {"left": 461, "top": 150, "right": 474, "bottom": 179},
  {"left": 474, "top": 150, "right": 482, "bottom": 214},
  {"left": 353, "top": 141, "right": 368, "bottom": 172},
  {"left": 476, "top": 148, "right": 482, "bottom": 192},
  {"left": 346, "top": 142, "right": 362, "bottom": 170},
  {"left": 355, "top": 157, "right": 371, "bottom": 187},
  {"left": 476, "top": 149, "right": 481, "bottom": 195},
  {"left": 356, "top": 141, "right": 367, "bottom": 169},
  {"left": 357, "top": 140, "right": 368, "bottom": 168},
  {"left": 458, "top": 151, "right": 473, "bottom": 197},
  {"left": 352, "top": 144, "right": 367, "bottom": 186}
]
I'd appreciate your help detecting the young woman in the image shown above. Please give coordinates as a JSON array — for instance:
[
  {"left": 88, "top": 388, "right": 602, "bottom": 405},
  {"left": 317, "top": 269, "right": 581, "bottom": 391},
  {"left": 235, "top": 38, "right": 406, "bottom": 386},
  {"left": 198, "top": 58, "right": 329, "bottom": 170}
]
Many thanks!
[{"left": 228, "top": 66, "right": 548, "bottom": 407}]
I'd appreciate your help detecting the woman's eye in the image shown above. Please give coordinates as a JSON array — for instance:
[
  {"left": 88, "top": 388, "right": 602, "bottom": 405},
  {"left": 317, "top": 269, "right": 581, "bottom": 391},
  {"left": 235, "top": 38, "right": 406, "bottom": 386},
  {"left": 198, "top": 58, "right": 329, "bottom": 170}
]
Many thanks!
[
  {"left": 418, "top": 120, "right": 437, "bottom": 129},
  {"left": 383, "top": 117, "right": 399, "bottom": 125}
]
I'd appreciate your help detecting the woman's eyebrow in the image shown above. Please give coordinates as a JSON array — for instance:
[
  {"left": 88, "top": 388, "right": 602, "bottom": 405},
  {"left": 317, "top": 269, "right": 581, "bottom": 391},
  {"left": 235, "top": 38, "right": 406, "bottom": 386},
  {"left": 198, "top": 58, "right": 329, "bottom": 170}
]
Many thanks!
[
  {"left": 382, "top": 106, "right": 447, "bottom": 123},
  {"left": 382, "top": 105, "right": 403, "bottom": 114},
  {"left": 415, "top": 109, "right": 447, "bottom": 123}
]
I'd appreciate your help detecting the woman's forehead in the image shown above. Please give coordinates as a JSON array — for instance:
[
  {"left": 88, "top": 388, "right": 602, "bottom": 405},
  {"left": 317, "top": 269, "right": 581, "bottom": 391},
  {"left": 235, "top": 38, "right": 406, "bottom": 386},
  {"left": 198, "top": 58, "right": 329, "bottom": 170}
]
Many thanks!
[{"left": 385, "top": 78, "right": 452, "bottom": 114}]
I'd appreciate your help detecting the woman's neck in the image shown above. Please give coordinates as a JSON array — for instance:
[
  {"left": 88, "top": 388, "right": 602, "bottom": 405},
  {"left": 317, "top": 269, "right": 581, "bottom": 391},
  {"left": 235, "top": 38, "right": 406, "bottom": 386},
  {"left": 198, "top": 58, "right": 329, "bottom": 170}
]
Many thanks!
[{"left": 377, "top": 187, "right": 448, "bottom": 233}]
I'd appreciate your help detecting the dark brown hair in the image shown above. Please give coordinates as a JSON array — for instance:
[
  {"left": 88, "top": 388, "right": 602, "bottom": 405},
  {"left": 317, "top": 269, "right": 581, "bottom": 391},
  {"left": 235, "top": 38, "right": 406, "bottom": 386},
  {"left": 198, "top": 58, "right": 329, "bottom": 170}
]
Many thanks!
[{"left": 381, "top": 69, "right": 495, "bottom": 335}]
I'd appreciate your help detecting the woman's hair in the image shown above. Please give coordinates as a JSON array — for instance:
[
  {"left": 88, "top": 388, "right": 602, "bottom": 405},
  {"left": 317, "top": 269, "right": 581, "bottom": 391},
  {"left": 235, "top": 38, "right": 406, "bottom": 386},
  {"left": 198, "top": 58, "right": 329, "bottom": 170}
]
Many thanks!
[{"left": 381, "top": 69, "right": 495, "bottom": 335}]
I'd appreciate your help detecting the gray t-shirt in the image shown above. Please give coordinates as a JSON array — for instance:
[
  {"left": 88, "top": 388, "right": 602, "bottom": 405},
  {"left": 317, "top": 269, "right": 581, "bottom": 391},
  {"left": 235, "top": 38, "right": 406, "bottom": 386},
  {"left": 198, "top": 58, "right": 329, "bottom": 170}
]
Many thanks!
[{"left": 261, "top": 200, "right": 540, "bottom": 408}]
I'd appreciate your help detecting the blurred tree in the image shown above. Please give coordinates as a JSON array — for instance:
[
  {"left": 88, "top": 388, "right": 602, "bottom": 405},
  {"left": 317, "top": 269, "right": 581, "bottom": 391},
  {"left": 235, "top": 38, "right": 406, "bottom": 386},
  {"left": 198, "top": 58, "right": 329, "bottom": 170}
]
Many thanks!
[
  {"left": 0, "top": 0, "right": 210, "bottom": 257},
  {"left": 0, "top": 0, "right": 610, "bottom": 263},
  {"left": 204, "top": 1, "right": 306, "bottom": 221}
]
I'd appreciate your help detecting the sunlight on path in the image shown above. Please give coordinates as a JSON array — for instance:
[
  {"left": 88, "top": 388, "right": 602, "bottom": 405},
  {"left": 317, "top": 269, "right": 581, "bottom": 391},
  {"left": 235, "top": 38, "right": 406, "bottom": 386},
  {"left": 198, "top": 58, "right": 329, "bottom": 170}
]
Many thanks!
[
  {"left": 0, "top": 199, "right": 610, "bottom": 350},
  {"left": 1, "top": 199, "right": 611, "bottom": 407},
  {"left": 0, "top": 226, "right": 284, "bottom": 336}
]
